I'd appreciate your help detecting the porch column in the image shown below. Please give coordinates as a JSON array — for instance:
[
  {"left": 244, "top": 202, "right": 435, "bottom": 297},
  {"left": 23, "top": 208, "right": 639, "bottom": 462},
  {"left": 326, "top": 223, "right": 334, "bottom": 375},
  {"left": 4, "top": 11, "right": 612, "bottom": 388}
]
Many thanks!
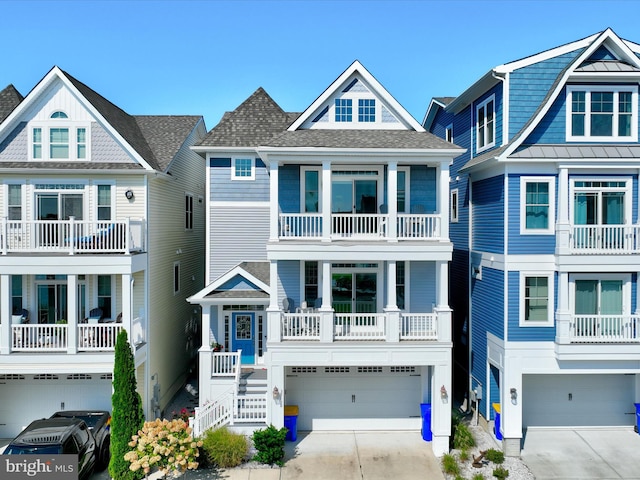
[
  {"left": 199, "top": 305, "right": 213, "bottom": 406},
  {"left": 431, "top": 362, "right": 452, "bottom": 457},
  {"left": 267, "top": 364, "right": 285, "bottom": 428},
  {"left": 556, "top": 271, "right": 571, "bottom": 344},
  {"left": 319, "top": 260, "right": 334, "bottom": 342},
  {"left": 387, "top": 161, "right": 398, "bottom": 241},
  {"left": 435, "top": 260, "right": 452, "bottom": 342},
  {"left": 0, "top": 274, "right": 10, "bottom": 354},
  {"left": 438, "top": 163, "right": 450, "bottom": 240},
  {"left": 269, "top": 160, "right": 279, "bottom": 242},
  {"left": 502, "top": 358, "right": 523, "bottom": 457},
  {"left": 121, "top": 274, "right": 133, "bottom": 342},
  {"left": 322, "top": 160, "right": 332, "bottom": 242},
  {"left": 385, "top": 260, "right": 400, "bottom": 342},
  {"left": 556, "top": 168, "right": 570, "bottom": 254},
  {"left": 267, "top": 260, "right": 281, "bottom": 342},
  {"left": 67, "top": 274, "right": 78, "bottom": 354}
]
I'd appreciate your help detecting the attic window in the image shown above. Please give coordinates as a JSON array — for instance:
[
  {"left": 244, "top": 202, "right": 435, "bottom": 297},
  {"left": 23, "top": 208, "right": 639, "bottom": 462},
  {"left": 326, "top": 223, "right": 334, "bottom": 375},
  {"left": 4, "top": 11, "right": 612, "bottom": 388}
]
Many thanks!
[{"left": 51, "top": 111, "right": 68, "bottom": 119}]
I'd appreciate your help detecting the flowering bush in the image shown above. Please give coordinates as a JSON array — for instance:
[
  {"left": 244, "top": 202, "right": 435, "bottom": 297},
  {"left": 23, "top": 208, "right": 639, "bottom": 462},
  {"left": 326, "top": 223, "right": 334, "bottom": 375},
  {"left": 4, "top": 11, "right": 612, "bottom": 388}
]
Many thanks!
[
  {"left": 172, "top": 407, "right": 192, "bottom": 422},
  {"left": 124, "top": 418, "right": 203, "bottom": 475},
  {"left": 211, "top": 342, "right": 224, "bottom": 352}
]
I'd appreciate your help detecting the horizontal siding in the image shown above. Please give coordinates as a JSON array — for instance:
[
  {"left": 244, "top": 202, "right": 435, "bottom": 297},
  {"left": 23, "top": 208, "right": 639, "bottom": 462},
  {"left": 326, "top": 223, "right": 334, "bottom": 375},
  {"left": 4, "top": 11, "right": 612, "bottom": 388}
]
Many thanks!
[
  {"left": 209, "top": 205, "right": 269, "bottom": 280},
  {"left": 472, "top": 175, "right": 504, "bottom": 253},
  {"left": 410, "top": 166, "right": 436, "bottom": 212},
  {"left": 210, "top": 158, "right": 269, "bottom": 202},
  {"left": 278, "top": 260, "right": 300, "bottom": 307},
  {"left": 507, "top": 271, "right": 556, "bottom": 342},
  {"left": 450, "top": 248, "right": 469, "bottom": 329},
  {"left": 408, "top": 261, "right": 436, "bottom": 312},
  {"left": 507, "top": 174, "right": 556, "bottom": 254},
  {"left": 510, "top": 50, "right": 583, "bottom": 140},
  {"left": 279, "top": 165, "right": 300, "bottom": 213}
]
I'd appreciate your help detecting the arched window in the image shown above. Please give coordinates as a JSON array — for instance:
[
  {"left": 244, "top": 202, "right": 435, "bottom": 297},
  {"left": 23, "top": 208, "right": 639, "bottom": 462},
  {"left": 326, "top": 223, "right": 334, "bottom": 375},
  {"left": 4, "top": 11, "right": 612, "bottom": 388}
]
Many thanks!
[{"left": 50, "top": 111, "right": 68, "bottom": 119}]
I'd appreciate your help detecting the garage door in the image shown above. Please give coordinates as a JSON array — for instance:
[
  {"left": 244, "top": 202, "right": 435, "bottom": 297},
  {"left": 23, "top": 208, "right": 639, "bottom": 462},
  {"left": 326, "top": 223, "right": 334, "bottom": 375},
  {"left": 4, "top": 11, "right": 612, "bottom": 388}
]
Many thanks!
[
  {"left": 285, "top": 366, "right": 423, "bottom": 431},
  {"left": 0, "top": 373, "right": 113, "bottom": 438},
  {"left": 523, "top": 374, "right": 635, "bottom": 428}
]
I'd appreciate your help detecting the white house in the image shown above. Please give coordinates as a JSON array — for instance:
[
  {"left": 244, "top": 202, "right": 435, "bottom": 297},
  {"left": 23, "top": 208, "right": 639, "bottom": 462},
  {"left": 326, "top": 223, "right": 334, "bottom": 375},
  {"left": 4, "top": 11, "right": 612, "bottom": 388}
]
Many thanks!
[
  {"left": 189, "top": 61, "right": 463, "bottom": 455},
  {"left": 0, "top": 67, "right": 206, "bottom": 436}
]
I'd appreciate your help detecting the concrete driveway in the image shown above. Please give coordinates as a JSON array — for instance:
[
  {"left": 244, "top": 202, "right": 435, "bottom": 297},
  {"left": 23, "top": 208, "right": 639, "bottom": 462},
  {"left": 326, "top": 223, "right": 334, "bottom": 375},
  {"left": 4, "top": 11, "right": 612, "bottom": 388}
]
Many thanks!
[{"left": 521, "top": 428, "right": 640, "bottom": 480}]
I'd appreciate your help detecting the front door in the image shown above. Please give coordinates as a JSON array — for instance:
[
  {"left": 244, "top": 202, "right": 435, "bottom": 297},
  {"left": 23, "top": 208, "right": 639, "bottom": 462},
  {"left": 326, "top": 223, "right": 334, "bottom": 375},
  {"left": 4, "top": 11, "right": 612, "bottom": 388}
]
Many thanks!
[
  {"left": 232, "top": 312, "right": 255, "bottom": 364},
  {"left": 331, "top": 271, "right": 378, "bottom": 313}
]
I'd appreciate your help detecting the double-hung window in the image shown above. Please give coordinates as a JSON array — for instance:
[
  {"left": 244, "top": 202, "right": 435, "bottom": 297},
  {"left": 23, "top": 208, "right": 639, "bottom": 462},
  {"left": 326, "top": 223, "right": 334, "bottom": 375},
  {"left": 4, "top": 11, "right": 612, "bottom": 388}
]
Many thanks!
[
  {"left": 520, "top": 177, "right": 555, "bottom": 234},
  {"left": 185, "top": 193, "right": 194, "bottom": 230},
  {"left": 231, "top": 157, "right": 255, "bottom": 180},
  {"left": 450, "top": 189, "right": 459, "bottom": 223},
  {"left": 8, "top": 184, "right": 22, "bottom": 220},
  {"left": 97, "top": 275, "right": 112, "bottom": 319},
  {"left": 96, "top": 185, "right": 111, "bottom": 221},
  {"left": 358, "top": 99, "right": 375, "bottom": 122},
  {"left": 30, "top": 111, "right": 90, "bottom": 161},
  {"left": 520, "top": 273, "right": 554, "bottom": 326},
  {"left": 476, "top": 95, "right": 495, "bottom": 153},
  {"left": 302, "top": 168, "right": 320, "bottom": 213},
  {"left": 567, "top": 86, "right": 637, "bottom": 141}
]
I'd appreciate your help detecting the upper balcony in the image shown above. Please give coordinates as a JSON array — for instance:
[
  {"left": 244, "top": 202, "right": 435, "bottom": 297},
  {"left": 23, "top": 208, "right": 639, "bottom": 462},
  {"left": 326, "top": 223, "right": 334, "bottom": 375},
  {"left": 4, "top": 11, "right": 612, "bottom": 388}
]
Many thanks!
[
  {"left": 0, "top": 218, "right": 145, "bottom": 255},
  {"left": 565, "top": 224, "right": 640, "bottom": 254}
]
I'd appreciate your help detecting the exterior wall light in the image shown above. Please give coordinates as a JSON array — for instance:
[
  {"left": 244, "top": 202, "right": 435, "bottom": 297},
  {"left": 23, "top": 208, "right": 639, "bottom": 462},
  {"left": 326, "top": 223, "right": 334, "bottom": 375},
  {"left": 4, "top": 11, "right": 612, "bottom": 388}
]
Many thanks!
[
  {"left": 272, "top": 386, "right": 280, "bottom": 399},
  {"left": 125, "top": 189, "right": 134, "bottom": 200},
  {"left": 510, "top": 387, "right": 517, "bottom": 405},
  {"left": 440, "top": 385, "right": 448, "bottom": 399}
]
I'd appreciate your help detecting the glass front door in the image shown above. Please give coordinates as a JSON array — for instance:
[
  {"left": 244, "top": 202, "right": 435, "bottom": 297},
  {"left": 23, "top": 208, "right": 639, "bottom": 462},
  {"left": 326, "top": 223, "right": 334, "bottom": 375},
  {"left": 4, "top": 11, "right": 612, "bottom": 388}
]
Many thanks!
[
  {"left": 232, "top": 313, "right": 255, "bottom": 364},
  {"left": 331, "top": 179, "right": 377, "bottom": 214},
  {"left": 331, "top": 271, "right": 377, "bottom": 313},
  {"left": 37, "top": 284, "right": 67, "bottom": 324}
]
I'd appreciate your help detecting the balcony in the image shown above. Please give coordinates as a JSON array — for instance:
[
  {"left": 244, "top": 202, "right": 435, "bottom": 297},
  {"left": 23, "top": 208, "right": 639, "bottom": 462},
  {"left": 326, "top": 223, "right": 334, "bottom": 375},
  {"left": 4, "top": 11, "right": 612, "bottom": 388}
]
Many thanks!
[
  {"left": 567, "top": 315, "right": 640, "bottom": 344},
  {"left": 278, "top": 213, "right": 442, "bottom": 241},
  {"left": 0, "top": 218, "right": 145, "bottom": 255},
  {"left": 558, "top": 224, "right": 640, "bottom": 254}
]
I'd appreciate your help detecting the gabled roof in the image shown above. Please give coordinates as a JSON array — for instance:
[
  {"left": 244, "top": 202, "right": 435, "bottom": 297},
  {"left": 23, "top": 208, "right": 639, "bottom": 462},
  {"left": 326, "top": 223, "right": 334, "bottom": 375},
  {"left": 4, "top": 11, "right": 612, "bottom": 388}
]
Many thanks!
[
  {"left": 196, "top": 87, "right": 299, "bottom": 148},
  {"left": 0, "top": 84, "right": 23, "bottom": 123},
  {"left": 460, "top": 29, "right": 640, "bottom": 171},
  {"left": 187, "top": 261, "right": 270, "bottom": 303},
  {"left": 0, "top": 67, "right": 204, "bottom": 173},
  {"left": 422, "top": 97, "right": 455, "bottom": 131},
  {"left": 288, "top": 60, "right": 424, "bottom": 132}
]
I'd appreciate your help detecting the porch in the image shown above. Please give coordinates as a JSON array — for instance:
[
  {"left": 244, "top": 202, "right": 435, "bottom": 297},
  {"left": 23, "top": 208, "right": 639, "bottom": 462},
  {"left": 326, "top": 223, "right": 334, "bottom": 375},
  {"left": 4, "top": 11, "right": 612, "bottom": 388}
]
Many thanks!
[
  {"left": 564, "top": 224, "right": 640, "bottom": 254},
  {"left": 0, "top": 217, "right": 146, "bottom": 255},
  {"left": 557, "top": 314, "right": 640, "bottom": 344}
]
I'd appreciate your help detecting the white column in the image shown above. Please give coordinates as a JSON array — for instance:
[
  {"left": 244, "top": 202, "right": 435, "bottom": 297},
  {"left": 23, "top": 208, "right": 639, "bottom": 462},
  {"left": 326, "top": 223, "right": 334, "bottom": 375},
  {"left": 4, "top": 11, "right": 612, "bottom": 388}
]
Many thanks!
[
  {"left": 436, "top": 260, "right": 449, "bottom": 309},
  {"left": 386, "top": 260, "right": 397, "bottom": 309},
  {"left": 438, "top": 163, "right": 450, "bottom": 240},
  {"left": 0, "top": 274, "right": 10, "bottom": 354},
  {"left": 322, "top": 160, "right": 332, "bottom": 242},
  {"left": 269, "top": 260, "right": 279, "bottom": 310},
  {"left": 556, "top": 168, "right": 570, "bottom": 254},
  {"left": 387, "top": 161, "right": 398, "bottom": 241},
  {"left": 67, "top": 274, "right": 77, "bottom": 354},
  {"left": 385, "top": 261, "right": 400, "bottom": 342},
  {"left": 269, "top": 160, "right": 279, "bottom": 241},
  {"left": 267, "top": 365, "right": 285, "bottom": 428},
  {"left": 267, "top": 260, "right": 281, "bottom": 342},
  {"left": 121, "top": 274, "right": 133, "bottom": 341},
  {"left": 319, "top": 261, "right": 334, "bottom": 342},
  {"left": 431, "top": 362, "right": 452, "bottom": 457},
  {"left": 199, "top": 305, "right": 213, "bottom": 406},
  {"left": 556, "top": 272, "right": 571, "bottom": 344}
]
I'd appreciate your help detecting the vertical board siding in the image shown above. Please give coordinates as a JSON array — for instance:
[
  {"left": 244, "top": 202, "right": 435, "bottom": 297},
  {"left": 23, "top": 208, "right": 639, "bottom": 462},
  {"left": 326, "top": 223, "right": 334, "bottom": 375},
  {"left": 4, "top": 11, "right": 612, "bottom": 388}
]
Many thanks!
[
  {"left": 210, "top": 158, "right": 269, "bottom": 202},
  {"left": 472, "top": 175, "right": 504, "bottom": 253},
  {"left": 410, "top": 165, "right": 437, "bottom": 212},
  {"left": 277, "top": 260, "right": 300, "bottom": 306},
  {"left": 509, "top": 50, "right": 583, "bottom": 139},
  {"left": 209, "top": 205, "right": 269, "bottom": 280},
  {"left": 507, "top": 174, "right": 557, "bottom": 254},
  {"left": 279, "top": 164, "right": 300, "bottom": 213},
  {"left": 507, "top": 271, "right": 556, "bottom": 342},
  {"left": 408, "top": 261, "right": 436, "bottom": 312}
]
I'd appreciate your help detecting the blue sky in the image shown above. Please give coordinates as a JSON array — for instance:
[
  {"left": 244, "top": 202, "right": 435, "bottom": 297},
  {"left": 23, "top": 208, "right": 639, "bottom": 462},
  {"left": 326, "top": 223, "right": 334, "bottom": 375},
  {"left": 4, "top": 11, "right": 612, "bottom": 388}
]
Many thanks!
[{"left": 2, "top": 1, "right": 640, "bottom": 129}]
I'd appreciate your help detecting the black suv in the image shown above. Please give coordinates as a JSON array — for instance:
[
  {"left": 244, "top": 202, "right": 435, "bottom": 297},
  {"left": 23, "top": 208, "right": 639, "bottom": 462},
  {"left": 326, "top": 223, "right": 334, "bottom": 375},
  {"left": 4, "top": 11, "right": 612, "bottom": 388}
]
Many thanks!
[
  {"left": 3, "top": 418, "right": 96, "bottom": 480},
  {"left": 50, "top": 410, "right": 111, "bottom": 470}
]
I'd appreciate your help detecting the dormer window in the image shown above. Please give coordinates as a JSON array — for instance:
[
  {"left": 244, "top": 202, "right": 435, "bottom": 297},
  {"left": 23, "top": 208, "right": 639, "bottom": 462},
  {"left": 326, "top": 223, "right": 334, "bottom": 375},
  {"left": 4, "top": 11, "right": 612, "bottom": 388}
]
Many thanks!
[
  {"left": 358, "top": 99, "right": 376, "bottom": 122},
  {"left": 30, "top": 112, "right": 89, "bottom": 161},
  {"left": 566, "top": 85, "right": 637, "bottom": 141},
  {"left": 335, "top": 99, "right": 353, "bottom": 122}
]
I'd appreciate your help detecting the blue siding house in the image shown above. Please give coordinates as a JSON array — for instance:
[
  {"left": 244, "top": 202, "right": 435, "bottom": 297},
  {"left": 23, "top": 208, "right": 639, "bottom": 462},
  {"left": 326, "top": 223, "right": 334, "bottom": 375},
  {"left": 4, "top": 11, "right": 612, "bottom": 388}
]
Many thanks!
[{"left": 425, "top": 29, "right": 640, "bottom": 455}]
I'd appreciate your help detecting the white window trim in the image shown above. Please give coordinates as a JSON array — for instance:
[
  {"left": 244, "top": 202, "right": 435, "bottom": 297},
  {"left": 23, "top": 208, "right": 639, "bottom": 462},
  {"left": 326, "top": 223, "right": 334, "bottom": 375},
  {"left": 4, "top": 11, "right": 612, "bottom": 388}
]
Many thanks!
[
  {"left": 185, "top": 192, "right": 194, "bottom": 230},
  {"left": 519, "top": 271, "right": 554, "bottom": 327},
  {"left": 96, "top": 274, "right": 115, "bottom": 321},
  {"left": 4, "top": 181, "right": 25, "bottom": 221},
  {"left": 29, "top": 120, "right": 91, "bottom": 161},
  {"left": 450, "top": 188, "right": 459, "bottom": 223},
  {"left": 476, "top": 95, "right": 496, "bottom": 154},
  {"left": 330, "top": 91, "right": 379, "bottom": 126},
  {"left": 396, "top": 260, "right": 410, "bottom": 312},
  {"left": 569, "top": 176, "right": 632, "bottom": 226},
  {"left": 301, "top": 166, "right": 322, "bottom": 213},
  {"left": 94, "top": 182, "right": 115, "bottom": 222},
  {"left": 231, "top": 157, "right": 255, "bottom": 181},
  {"left": 445, "top": 123, "right": 453, "bottom": 143},
  {"left": 520, "top": 176, "right": 555, "bottom": 235},
  {"left": 566, "top": 85, "right": 638, "bottom": 142},
  {"left": 569, "top": 273, "right": 631, "bottom": 316}
]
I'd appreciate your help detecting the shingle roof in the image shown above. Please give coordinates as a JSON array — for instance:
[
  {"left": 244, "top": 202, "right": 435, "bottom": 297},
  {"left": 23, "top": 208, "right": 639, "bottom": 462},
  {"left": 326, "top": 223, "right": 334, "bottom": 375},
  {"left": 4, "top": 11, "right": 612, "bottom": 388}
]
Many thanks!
[
  {"left": 0, "top": 162, "right": 145, "bottom": 171},
  {"left": 433, "top": 96, "right": 456, "bottom": 106},
  {"left": 198, "top": 88, "right": 299, "bottom": 147},
  {"left": 203, "top": 261, "right": 270, "bottom": 300},
  {"left": 135, "top": 116, "right": 202, "bottom": 172},
  {"left": 265, "top": 129, "right": 460, "bottom": 150},
  {"left": 511, "top": 144, "right": 640, "bottom": 159},
  {"left": 0, "top": 84, "right": 23, "bottom": 123},
  {"left": 238, "top": 261, "right": 270, "bottom": 286},
  {"left": 575, "top": 60, "right": 640, "bottom": 72}
]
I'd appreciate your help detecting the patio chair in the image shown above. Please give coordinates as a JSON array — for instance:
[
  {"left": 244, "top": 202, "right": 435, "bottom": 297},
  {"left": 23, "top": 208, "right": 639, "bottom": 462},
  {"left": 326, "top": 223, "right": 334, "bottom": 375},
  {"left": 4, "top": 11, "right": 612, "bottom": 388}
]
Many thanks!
[
  {"left": 88, "top": 308, "right": 103, "bottom": 324},
  {"left": 12, "top": 308, "right": 29, "bottom": 324},
  {"left": 283, "top": 297, "right": 295, "bottom": 313}
]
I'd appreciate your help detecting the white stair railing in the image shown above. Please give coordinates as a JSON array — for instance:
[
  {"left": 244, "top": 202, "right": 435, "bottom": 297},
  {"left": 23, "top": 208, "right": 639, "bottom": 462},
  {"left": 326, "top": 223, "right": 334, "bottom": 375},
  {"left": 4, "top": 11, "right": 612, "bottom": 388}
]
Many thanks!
[{"left": 190, "top": 388, "right": 235, "bottom": 437}]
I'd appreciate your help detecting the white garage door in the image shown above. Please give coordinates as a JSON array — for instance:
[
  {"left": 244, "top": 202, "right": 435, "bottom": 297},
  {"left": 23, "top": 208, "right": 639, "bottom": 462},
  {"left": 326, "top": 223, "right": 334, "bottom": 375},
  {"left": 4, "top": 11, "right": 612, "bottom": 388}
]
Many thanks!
[
  {"left": 523, "top": 374, "right": 635, "bottom": 428},
  {"left": 285, "top": 366, "right": 423, "bottom": 431},
  {"left": 0, "top": 373, "right": 112, "bottom": 438}
]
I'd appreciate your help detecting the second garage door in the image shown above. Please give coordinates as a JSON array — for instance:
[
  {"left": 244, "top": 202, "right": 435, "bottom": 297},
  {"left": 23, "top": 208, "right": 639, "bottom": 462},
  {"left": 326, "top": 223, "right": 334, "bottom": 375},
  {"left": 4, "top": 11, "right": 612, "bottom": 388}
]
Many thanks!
[
  {"left": 523, "top": 374, "right": 635, "bottom": 428},
  {"left": 285, "top": 366, "right": 423, "bottom": 431}
]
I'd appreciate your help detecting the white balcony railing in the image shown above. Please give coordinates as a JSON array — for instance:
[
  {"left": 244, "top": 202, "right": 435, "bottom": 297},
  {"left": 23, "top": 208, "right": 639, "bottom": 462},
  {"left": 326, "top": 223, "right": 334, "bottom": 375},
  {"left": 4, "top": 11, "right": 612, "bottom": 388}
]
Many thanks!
[
  {"left": 570, "top": 315, "right": 640, "bottom": 343},
  {"left": 10, "top": 323, "right": 125, "bottom": 352},
  {"left": 400, "top": 313, "right": 438, "bottom": 340},
  {"left": 282, "top": 312, "right": 321, "bottom": 340},
  {"left": 334, "top": 313, "right": 386, "bottom": 340},
  {"left": 278, "top": 213, "right": 441, "bottom": 240},
  {"left": 1, "top": 218, "right": 145, "bottom": 254},
  {"left": 570, "top": 225, "right": 640, "bottom": 253}
]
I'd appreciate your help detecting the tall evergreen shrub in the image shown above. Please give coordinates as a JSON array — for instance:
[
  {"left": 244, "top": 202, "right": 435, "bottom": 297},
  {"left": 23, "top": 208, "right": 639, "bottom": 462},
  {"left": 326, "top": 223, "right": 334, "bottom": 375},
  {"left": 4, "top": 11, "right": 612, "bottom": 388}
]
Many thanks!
[{"left": 109, "top": 330, "right": 145, "bottom": 480}]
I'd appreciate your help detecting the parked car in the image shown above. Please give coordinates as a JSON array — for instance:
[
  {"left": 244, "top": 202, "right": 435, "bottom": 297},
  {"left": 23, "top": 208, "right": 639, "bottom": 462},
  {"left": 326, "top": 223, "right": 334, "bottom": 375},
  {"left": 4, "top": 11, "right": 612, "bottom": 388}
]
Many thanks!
[
  {"left": 50, "top": 410, "right": 111, "bottom": 470},
  {"left": 3, "top": 417, "right": 96, "bottom": 480}
]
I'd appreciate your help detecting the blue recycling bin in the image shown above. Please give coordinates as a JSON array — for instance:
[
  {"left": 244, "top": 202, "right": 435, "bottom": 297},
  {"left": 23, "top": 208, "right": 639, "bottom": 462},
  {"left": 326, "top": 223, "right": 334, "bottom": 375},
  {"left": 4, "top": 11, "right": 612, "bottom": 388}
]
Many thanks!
[
  {"left": 284, "top": 405, "right": 299, "bottom": 441},
  {"left": 493, "top": 403, "right": 502, "bottom": 440},
  {"left": 420, "top": 403, "right": 432, "bottom": 441},
  {"left": 635, "top": 403, "right": 640, "bottom": 434}
]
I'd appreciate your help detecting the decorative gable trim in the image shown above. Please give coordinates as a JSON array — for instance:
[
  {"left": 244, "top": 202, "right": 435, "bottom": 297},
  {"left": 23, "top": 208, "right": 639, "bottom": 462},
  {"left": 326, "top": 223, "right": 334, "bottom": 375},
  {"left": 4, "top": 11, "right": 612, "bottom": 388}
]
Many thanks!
[
  {"left": 187, "top": 263, "right": 270, "bottom": 302},
  {"left": 287, "top": 60, "right": 424, "bottom": 132}
]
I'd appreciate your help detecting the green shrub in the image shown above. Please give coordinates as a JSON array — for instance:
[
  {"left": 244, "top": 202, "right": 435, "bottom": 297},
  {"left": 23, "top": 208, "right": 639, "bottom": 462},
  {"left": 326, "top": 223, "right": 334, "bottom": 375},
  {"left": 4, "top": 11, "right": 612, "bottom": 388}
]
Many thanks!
[
  {"left": 201, "top": 427, "right": 248, "bottom": 468},
  {"left": 441, "top": 453, "right": 460, "bottom": 475},
  {"left": 458, "top": 448, "right": 470, "bottom": 462},
  {"left": 493, "top": 465, "right": 509, "bottom": 479},
  {"left": 485, "top": 448, "right": 505, "bottom": 464},
  {"left": 472, "top": 474, "right": 486, "bottom": 480},
  {"left": 454, "top": 475, "right": 465, "bottom": 480},
  {"left": 453, "top": 422, "right": 476, "bottom": 450},
  {"left": 252, "top": 425, "right": 288, "bottom": 466}
]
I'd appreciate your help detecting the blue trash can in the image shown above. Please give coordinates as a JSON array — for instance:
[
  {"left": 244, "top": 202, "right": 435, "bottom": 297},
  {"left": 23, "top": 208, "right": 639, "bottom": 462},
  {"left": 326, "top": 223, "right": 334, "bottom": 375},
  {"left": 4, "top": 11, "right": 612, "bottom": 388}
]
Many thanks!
[
  {"left": 635, "top": 403, "right": 640, "bottom": 434},
  {"left": 493, "top": 403, "right": 502, "bottom": 440},
  {"left": 420, "top": 403, "right": 432, "bottom": 441},
  {"left": 284, "top": 405, "right": 299, "bottom": 441}
]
